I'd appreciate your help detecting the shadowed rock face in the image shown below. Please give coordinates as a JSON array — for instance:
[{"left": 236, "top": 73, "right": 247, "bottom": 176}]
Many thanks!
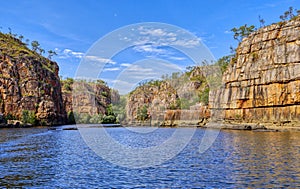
[
  {"left": 69, "top": 81, "right": 112, "bottom": 115},
  {"left": 211, "top": 16, "right": 300, "bottom": 127},
  {"left": 0, "top": 33, "right": 66, "bottom": 125}
]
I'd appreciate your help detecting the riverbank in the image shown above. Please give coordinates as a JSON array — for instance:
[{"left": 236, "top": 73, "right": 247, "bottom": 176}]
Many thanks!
[
  {"left": 2, "top": 121, "right": 300, "bottom": 132},
  {"left": 0, "top": 123, "right": 34, "bottom": 128},
  {"left": 205, "top": 122, "right": 300, "bottom": 132}
]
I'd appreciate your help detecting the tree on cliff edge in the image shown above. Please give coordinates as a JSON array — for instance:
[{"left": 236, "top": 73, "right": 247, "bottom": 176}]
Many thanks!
[
  {"left": 231, "top": 24, "right": 256, "bottom": 42},
  {"left": 31, "top": 40, "right": 40, "bottom": 52}
]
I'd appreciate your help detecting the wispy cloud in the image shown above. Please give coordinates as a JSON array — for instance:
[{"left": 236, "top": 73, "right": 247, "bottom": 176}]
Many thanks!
[
  {"left": 103, "top": 67, "right": 120, "bottom": 72},
  {"left": 126, "top": 64, "right": 154, "bottom": 73},
  {"left": 56, "top": 48, "right": 84, "bottom": 59},
  {"left": 139, "top": 28, "right": 177, "bottom": 37},
  {"left": 169, "top": 56, "right": 186, "bottom": 61},
  {"left": 120, "top": 63, "right": 131, "bottom": 67},
  {"left": 133, "top": 45, "right": 168, "bottom": 54},
  {"left": 136, "top": 26, "right": 201, "bottom": 47},
  {"left": 84, "top": 55, "right": 116, "bottom": 65},
  {"left": 121, "top": 26, "right": 202, "bottom": 59}
]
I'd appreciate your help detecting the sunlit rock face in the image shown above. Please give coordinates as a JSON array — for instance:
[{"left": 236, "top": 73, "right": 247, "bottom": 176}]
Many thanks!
[
  {"left": 211, "top": 16, "right": 300, "bottom": 128},
  {"left": 0, "top": 33, "right": 66, "bottom": 125}
]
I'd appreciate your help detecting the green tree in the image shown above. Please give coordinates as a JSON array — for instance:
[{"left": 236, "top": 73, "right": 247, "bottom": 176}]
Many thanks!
[
  {"left": 18, "top": 35, "right": 24, "bottom": 42},
  {"left": 279, "top": 6, "right": 298, "bottom": 21},
  {"left": 31, "top": 40, "right": 40, "bottom": 52},
  {"left": 47, "top": 50, "right": 57, "bottom": 59},
  {"left": 38, "top": 48, "right": 45, "bottom": 55},
  {"left": 102, "top": 115, "right": 116, "bottom": 124},
  {"left": 258, "top": 15, "right": 265, "bottom": 28},
  {"left": 231, "top": 24, "right": 256, "bottom": 42},
  {"left": 22, "top": 110, "right": 37, "bottom": 125},
  {"left": 61, "top": 77, "right": 74, "bottom": 92},
  {"left": 199, "top": 88, "right": 210, "bottom": 105},
  {"left": 25, "top": 39, "right": 30, "bottom": 46},
  {"left": 215, "top": 55, "right": 234, "bottom": 74},
  {"left": 90, "top": 113, "right": 103, "bottom": 124},
  {"left": 137, "top": 105, "right": 149, "bottom": 121},
  {"left": 67, "top": 111, "right": 75, "bottom": 124}
]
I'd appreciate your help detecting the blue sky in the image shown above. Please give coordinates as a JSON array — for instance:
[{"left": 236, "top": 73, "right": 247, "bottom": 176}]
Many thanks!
[{"left": 0, "top": 0, "right": 299, "bottom": 90}]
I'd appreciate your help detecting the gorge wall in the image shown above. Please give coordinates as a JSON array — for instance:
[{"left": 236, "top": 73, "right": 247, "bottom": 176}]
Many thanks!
[
  {"left": 0, "top": 32, "right": 118, "bottom": 126},
  {"left": 0, "top": 33, "right": 66, "bottom": 125},
  {"left": 126, "top": 68, "right": 210, "bottom": 126},
  {"left": 211, "top": 16, "right": 300, "bottom": 128}
]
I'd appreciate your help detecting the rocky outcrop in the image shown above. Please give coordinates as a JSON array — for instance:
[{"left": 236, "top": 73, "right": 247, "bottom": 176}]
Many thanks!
[
  {"left": 126, "top": 81, "right": 179, "bottom": 125},
  {"left": 126, "top": 68, "right": 210, "bottom": 126},
  {"left": 70, "top": 80, "right": 113, "bottom": 115},
  {"left": 0, "top": 33, "right": 66, "bottom": 125},
  {"left": 211, "top": 16, "right": 300, "bottom": 128}
]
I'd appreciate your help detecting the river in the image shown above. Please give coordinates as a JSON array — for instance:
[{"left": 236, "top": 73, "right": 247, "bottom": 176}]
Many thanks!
[{"left": 0, "top": 126, "right": 299, "bottom": 188}]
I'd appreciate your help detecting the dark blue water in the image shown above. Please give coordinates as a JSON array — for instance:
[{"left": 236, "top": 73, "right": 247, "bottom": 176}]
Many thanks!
[{"left": 0, "top": 126, "right": 299, "bottom": 188}]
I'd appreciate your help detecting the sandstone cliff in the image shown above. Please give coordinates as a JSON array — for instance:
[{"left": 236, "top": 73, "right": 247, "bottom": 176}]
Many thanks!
[
  {"left": 211, "top": 16, "right": 300, "bottom": 128},
  {"left": 126, "top": 68, "right": 210, "bottom": 126},
  {"left": 61, "top": 78, "right": 119, "bottom": 124},
  {"left": 0, "top": 32, "right": 66, "bottom": 125}
]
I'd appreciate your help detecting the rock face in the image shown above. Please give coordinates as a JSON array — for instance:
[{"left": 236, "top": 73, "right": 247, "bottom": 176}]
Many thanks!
[
  {"left": 70, "top": 80, "right": 113, "bottom": 115},
  {"left": 126, "top": 81, "right": 179, "bottom": 125},
  {"left": 211, "top": 17, "right": 300, "bottom": 128},
  {"left": 0, "top": 33, "right": 66, "bottom": 125},
  {"left": 126, "top": 68, "right": 210, "bottom": 126}
]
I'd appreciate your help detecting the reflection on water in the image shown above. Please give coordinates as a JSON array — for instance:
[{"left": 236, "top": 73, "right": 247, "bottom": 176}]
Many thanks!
[{"left": 0, "top": 127, "right": 299, "bottom": 188}]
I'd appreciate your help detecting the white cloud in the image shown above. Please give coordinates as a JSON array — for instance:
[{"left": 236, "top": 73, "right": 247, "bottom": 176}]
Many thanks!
[
  {"left": 126, "top": 65, "right": 153, "bottom": 72},
  {"left": 169, "top": 56, "right": 186, "bottom": 61},
  {"left": 122, "top": 26, "right": 203, "bottom": 58},
  {"left": 134, "top": 26, "right": 201, "bottom": 48},
  {"left": 120, "top": 63, "right": 131, "bottom": 67},
  {"left": 57, "top": 48, "right": 84, "bottom": 59},
  {"left": 139, "top": 27, "right": 176, "bottom": 37},
  {"left": 85, "top": 55, "right": 116, "bottom": 65},
  {"left": 103, "top": 67, "right": 120, "bottom": 72},
  {"left": 133, "top": 45, "right": 167, "bottom": 54}
]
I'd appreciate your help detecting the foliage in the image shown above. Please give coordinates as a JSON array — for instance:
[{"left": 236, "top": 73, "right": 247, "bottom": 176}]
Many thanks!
[
  {"left": 89, "top": 113, "right": 103, "bottom": 124},
  {"left": 0, "top": 30, "right": 57, "bottom": 73},
  {"left": 22, "top": 110, "right": 37, "bottom": 125},
  {"left": 199, "top": 88, "right": 210, "bottom": 105},
  {"left": 4, "top": 113, "right": 17, "bottom": 121},
  {"left": 101, "top": 91, "right": 108, "bottom": 97},
  {"left": 215, "top": 55, "right": 234, "bottom": 74},
  {"left": 169, "top": 99, "right": 181, "bottom": 110},
  {"left": 103, "top": 104, "right": 117, "bottom": 123},
  {"left": 31, "top": 40, "right": 40, "bottom": 52},
  {"left": 61, "top": 77, "right": 74, "bottom": 92},
  {"left": 112, "top": 95, "right": 127, "bottom": 123},
  {"left": 279, "top": 7, "right": 299, "bottom": 21},
  {"left": 67, "top": 111, "right": 76, "bottom": 124},
  {"left": 47, "top": 50, "right": 57, "bottom": 59},
  {"left": 258, "top": 15, "right": 265, "bottom": 28},
  {"left": 137, "top": 105, "right": 149, "bottom": 121},
  {"left": 231, "top": 24, "right": 256, "bottom": 42},
  {"left": 74, "top": 113, "right": 91, "bottom": 124},
  {"left": 102, "top": 115, "right": 116, "bottom": 124}
]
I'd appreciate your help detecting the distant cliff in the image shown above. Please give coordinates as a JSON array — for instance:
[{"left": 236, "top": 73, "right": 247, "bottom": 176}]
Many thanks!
[
  {"left": 0, "top": 32, "right": 66, "bottom": 125},
  {"left": 61, "top": 78, "right": 119, "bottom": 124},
  {"left": 211, "top": 16, "right": 300, "bottom": 128},
  {"left": 0, "top": 31, "right": 118, "bottom": 126},
  {"left": 126, "top": 67, "right": 210, "bottom": 126}
]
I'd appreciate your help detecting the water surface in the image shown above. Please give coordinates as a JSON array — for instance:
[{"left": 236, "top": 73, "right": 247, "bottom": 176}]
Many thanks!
[{"left": 0, "top": 126, "right": 299, "bottom": 188}]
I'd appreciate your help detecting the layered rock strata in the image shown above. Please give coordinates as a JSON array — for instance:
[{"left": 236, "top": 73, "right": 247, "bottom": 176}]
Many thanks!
[{"left": 211, "top": 17, "right": 300, "bottom": 128}]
